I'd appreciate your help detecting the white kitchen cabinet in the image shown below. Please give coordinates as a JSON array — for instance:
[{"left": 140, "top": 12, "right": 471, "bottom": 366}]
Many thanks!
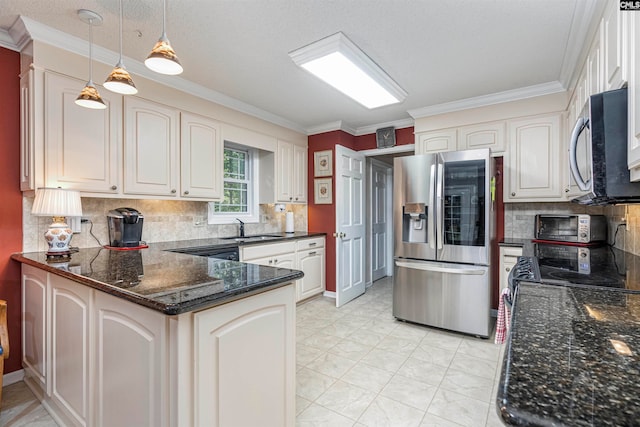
[
  {"left": 193, "top": 285, "right": 295, "bottom": 427},
  {"left": 180, "top": 112, "right": 223, "bottom": 199},
  {"left": 124, "top": 96, "right": 179, "bottom": 197},
  {"left": 415, "top": 129, "right": 457, "bottom": 154},
  {"left": 457, "top": 121, "right": 506, "bottom": 155},
  {"left": 241, "top": 237, "right": 326, "bottom": 302},
  {"left": 44, "top": 72, "right": 122, "bottom": 195},
  {"left": 499, "top": 246, "right": 522, "bottom": 293},
  {"left": 602, "top": 0, "right": 628, "bottom": 91},
  {"left": 21, "top": 265, "right": 47, "bottom": 399},
  {"left": 275, "top": 140, "right": 307, "bottom": 203},
  {"left": 587, "top": 34, "right": 602, "bottom": 97},
  {"left": 93, "top": 290, "right": 168, "bottom": 427},
  {"left": 21, "top": 264, "right": 295, "bottom": 427},
  {"left": 627, "top": 13, "right": 640, "bottom": 180},
  {"left": 50, "top": 275, "right": 91, "bottom": 427},
  {"left": 506, "top": 113, "right": 564, "bottom": 202}
]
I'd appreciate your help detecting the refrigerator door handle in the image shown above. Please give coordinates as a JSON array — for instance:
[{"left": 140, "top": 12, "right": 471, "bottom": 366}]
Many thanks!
[
  {"left": 429, "top": 163, "right": 436, "bottom": 250},
  {"left": 435, "top": 161, "right": 444, "bottom": 250},
  {"left": 395, "top": 260, "right": 486, "bottom": 275}
]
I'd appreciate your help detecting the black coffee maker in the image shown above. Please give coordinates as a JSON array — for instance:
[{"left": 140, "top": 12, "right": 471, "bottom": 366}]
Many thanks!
[{"left": 107, "top": 208, "right": 144, "bottom": 247}]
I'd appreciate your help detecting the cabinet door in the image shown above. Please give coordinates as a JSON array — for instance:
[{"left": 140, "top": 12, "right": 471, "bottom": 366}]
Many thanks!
[
  {"left": 499, "top": 247, "right": 522, "bottom": 292},
  {"left": 20, "top": 69, "right": 36, "bottom": 191},
  {"left": 45, "top": 72, "right": 121, "bottom": 194},
  {"left": 180, "top": 112, "right": 223, "bottom": 199},
  {"left": 628, "top": 13, "right": 640, "bottom": 179},
  {"left": 22, "top": 265, "right": 48, "bottom": 395},
  {"left": 415, "top": 129, "right": 456, "bottom": 154},
  {"left": 124, "top": 97, "right": 179, "bottom": 196},
  {"left": 602, "top": 0, "right": 627, "bottom": 91},
  {"left": 293, "top": 145, "right": 308, "bottom": 202},
  {"left": 194, "top": 286, "right": 295, "bottom": 427},
  {"left": 93, "top": 292, "right": 168, "bottom": 427},
  {"left": 458, "top": 122, "right": 506, "bottom": 154},
  {"left": 587, "top": 35, "right": 602, "bottom": 97},
  {"left": 275, "top": 140, "right": 294, "bottom": 202},
  {"left": 506, "top": 114, "right": 564, "bottom": 201},
  {"left": 50, "top": 275, "right": 91, "bottom": 427},
  {"left": 297, "top": 248, "right": 325, "bottom": 301}
]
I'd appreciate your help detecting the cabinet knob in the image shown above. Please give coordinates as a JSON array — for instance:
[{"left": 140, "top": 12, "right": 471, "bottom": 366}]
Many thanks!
[
  {"left": 111, "top": 185, "right": 117, "bottom": 191},
  {"left": 171, "top": 189, "right": 177, "bottom": 194},
  {"left": 274, "top": 259, "right": 278, "bottom": 263},
  {"left": 565, "top": 188, "right": 570, "bottom": 193},
  {"left": 295, "top": 197, "right": 298, "bottom": 201},
  {"left": 268, "top": 260, "right": 273, "bottom": 264},
  {"left": 506, "top": 267, "right": 511, "bottom": 272},
  {"left": 184, "top": 190, "right": 190, "bottom": 195},
  {"left": 289, "top": 197, "right": 293, "bottom": 201},
  {"left": 511, "top": 192, "right": 516, "bottom": 196},
  {"left": 309, "top": 251, "right": 317, "bottom": 256}
]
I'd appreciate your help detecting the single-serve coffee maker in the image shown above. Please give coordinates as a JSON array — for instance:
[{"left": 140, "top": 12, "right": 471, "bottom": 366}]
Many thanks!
[{"left": 107, "top": 208, "right": 144, "bottom": 247}]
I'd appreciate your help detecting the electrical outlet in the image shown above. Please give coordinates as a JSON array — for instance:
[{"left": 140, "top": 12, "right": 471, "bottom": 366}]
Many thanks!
[
  {"left": 275, "top": 204, "right": 286, "bottom": 213},
  {"left": 193, "top": 217, "right": 206, "bottom": 227},
  {"left": 69, "top": 216, "right": 81, "bottom": 233}
]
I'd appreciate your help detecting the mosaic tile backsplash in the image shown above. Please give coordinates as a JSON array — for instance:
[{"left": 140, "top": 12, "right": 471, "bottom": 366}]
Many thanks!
[{"left": 23, "top": 197, "right": 308, "bottom": 253}]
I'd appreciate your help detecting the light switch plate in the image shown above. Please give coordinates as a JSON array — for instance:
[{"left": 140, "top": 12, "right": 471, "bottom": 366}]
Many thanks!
[{"left": 275, "top": 204, "right": 286, "bottom": 212}]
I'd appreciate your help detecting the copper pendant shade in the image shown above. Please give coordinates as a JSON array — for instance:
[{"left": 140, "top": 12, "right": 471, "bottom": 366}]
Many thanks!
[
  {"left": 145, "top": 0, "right": 183, "bottom": 75},
  {"left": 75, "top": 9, "right": 107, "bottom": 110},
  {"left": 104, "top": 0, "right": 138, "bottom": 95}
]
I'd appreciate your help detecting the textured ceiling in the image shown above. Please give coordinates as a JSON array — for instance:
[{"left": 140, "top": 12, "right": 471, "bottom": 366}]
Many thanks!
[{"left": 0, "top": 0, "right": 603, "bottom": 134}]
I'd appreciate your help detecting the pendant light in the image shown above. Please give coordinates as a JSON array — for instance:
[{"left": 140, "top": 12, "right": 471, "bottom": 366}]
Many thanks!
[
  {"left": 75, "top": 10, "right": 107, "bottom": 109},
  {"left": 145, "top": 0, "right": 183, "bottom": 75},
  {"left": 104, "top": 0, "right": 138, "bottom": 94}
]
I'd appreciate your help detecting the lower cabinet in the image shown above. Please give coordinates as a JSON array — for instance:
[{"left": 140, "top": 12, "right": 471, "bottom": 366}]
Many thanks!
[
  {"left": 499, "top": 246, "right": 523, "bottom": 292},
  {"left": 240, "top": 237, "right": 326, "bottom": 302},
  {"left": 21, "top": 264, "right": 296, "bottom": 427}
]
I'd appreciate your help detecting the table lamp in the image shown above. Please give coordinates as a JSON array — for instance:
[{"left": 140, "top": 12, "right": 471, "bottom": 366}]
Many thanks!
[{"left": 31, "top": 188, "right": 83, "bottom": 257}]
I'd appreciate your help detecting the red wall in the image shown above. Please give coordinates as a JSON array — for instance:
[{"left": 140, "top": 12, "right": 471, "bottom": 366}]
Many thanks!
[
  {"left": 307, "top": 128, "right": 413, "bottom": 292},
  {"left": 0, "top": 47, "right": 23, "bottom": 373}
]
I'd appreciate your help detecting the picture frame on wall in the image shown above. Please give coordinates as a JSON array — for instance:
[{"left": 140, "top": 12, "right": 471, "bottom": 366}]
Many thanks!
[
  {"left": 314, "top": 150, "right": 332, "bottom": 177},
  {"left": 314, "top": 178, "right": 332, "bottom": 204}
]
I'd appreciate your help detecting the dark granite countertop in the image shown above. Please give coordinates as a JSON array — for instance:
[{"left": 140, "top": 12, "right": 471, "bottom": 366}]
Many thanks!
[
  {"left": 499, "top": 238, "right": 529, "bottom": 248},
  {"left": 497, "top": 283, "right": 640, "bottom": 426},
  {"left": 10, "top": 232, "right": 326, "bottom": 315}
]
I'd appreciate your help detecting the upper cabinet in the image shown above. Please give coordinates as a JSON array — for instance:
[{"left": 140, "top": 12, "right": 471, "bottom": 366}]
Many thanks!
[
  {"left": 627, "top": 12, "right": 640, "bottom": 179},
  {"left": 180, "top": 112, "right": 223, "bottom": 199},
  {"left": 505, "top": 113, "right": 564, "bottom": 202},
  {"left": 275, "top": 140, "right": 307, "bottom": 203},
  {"left": 415, "top": 129, "right": 456, "bottom": 154},
  {"left": 124, "top": 97, "right": 179, "bottom": 197},
  {"left": 45, "top": 72, "right": 122, "bottom": 194},
  {"left": 602, "top": 0, "right": 628, "bottom": 91},
  {"left": 458, "top": 121, "right": 506, "bottom": 154}
]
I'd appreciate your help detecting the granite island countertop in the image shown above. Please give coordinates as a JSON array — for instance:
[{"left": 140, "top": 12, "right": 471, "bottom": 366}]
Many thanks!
[
  {"left": 497, "top": 282, "right": 640, "bottom": 426},
  {"left": 11, "top": 233, "right": 325, "bottom": 315}
]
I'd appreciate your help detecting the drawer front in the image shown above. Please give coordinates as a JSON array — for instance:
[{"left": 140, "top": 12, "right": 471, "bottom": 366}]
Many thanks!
[
  {"left": 296, "top": 237, "right": 325, "bottom": 251},
  {"left": 242, "top": 241, "right": 296, "bottom": 261}
]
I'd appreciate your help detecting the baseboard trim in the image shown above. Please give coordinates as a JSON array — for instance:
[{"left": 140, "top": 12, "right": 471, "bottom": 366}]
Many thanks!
[
  {"left": 323, "top": 291, "right": 336, "bottom": 298},
  {"left": 3, "top": 368, "right": 25, "bottom": 387}
]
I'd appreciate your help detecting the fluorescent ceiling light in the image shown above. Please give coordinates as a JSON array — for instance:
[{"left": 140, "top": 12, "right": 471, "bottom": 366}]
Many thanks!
[{"left": 289, "top": 32, "right": 407, "bottom": 109}]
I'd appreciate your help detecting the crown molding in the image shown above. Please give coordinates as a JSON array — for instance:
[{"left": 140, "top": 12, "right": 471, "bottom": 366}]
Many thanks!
[
  {"left": 0, "top": 28, "right": 17, "bottom": 51},
  {"left": 407, "top": 81, "right": 566, "bottom": 119},
  {"left": 12, "top": 16, "right": 307, "bottom": 134},
  {"left": 306, "top": 116, "right": 414, "bottom": 136},
  {"left": 306, "top": 120, "right": 357, "bottom": 136},
  {"left": 354, "top": 117, "right": 414, "bottom": 136},
  {"left": 558, "top": 0, "right": 607, "bottom": 91}
]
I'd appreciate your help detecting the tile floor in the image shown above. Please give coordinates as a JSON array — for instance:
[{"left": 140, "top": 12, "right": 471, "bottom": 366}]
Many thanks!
[{"left": 1, "top": 276, "right": 506, "bottom": 426}]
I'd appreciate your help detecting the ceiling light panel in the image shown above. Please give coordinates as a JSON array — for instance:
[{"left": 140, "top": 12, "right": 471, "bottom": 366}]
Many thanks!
[{"left": 289, "top": 32, "right": 407, "bottom": 109}]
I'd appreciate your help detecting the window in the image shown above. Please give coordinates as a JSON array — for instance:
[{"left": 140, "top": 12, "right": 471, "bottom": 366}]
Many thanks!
[{"left": 209, "top": 143, "right": 259, "bottom": 223}]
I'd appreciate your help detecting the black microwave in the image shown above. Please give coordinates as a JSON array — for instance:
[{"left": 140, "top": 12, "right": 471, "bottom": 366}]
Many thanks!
[
  {"left": 534, "top": 214, "right": 607, "bottom": 244},
  {"left": 569, "top": 88, "right": 640, "bottom": 205}
]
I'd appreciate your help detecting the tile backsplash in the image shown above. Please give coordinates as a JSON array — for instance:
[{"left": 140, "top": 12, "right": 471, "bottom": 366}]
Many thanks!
[{"left": 23, "top": 196, "right": 308, "bottom": 253}]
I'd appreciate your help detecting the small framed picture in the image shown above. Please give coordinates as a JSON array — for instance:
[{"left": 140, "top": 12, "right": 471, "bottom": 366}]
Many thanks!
[
  {"left": 314, "top": 178, "right": 333, "bottom": 204},
  {"left": 314, "top": 150, "right": 332, "bottom": 177}
]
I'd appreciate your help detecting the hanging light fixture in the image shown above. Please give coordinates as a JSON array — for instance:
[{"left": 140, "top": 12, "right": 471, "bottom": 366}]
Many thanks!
[
  {"left": 75, "top": 9, "right": 107, "bottom": 109},
  {"left": 145, "top": 0, "right": 183, "bottom": 75},
  {"left": 104, "top": 0, "right": 138, "bottom": 94}
]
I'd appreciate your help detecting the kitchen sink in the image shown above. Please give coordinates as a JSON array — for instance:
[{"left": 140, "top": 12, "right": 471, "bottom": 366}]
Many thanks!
[{"left": 219, "top": 234, "right": 282, "bottom": 242}]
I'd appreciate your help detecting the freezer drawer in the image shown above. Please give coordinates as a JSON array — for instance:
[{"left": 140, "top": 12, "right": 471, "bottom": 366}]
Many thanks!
[{"left": 392, "top": 259, "right": 491, "bottom": 337}]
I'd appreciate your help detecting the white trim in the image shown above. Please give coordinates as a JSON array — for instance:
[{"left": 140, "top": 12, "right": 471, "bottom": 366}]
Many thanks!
[
  {"left": 0, "top": 28, "right": 19, "bottom": 51},
  {"left": 359, "top": 144, "right": 415, "bottom": 157},
  {"left": 306, "top": 117, "right": 414, "bottom": 137},
  {"left": 408, "top": 81, "right": 566, "bottom": 119},
  {"left": 2, "top": 368, "right": 25, "bottom": 387},
  {"left": 306, "top": 121, "right": 357, "bottom": 136},
  {"left": 322, "top": 291, "right": 336, "bottom": 299}
]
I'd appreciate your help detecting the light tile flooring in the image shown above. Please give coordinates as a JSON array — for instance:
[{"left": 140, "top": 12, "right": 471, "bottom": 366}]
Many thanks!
[{"left": 1, "top": 276, "right": 506, "bottom": 427}]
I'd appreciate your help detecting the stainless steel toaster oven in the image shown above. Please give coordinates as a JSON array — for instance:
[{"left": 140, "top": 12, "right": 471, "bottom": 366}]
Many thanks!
[{"left": 534, "top": 214, "right": 607, "bottom": 244}]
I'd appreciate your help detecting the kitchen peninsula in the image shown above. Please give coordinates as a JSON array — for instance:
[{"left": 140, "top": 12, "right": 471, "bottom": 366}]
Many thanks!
[{"left": 12, "top": 238, "right": 307, "bottom": 427}]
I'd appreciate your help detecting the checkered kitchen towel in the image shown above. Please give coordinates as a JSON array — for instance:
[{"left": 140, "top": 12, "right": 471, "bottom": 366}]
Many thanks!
[{"left": 494, "top": 287, "right": 512, "bottom": 344}]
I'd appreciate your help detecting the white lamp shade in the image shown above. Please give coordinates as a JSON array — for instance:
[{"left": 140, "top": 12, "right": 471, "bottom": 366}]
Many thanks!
[{"left": 32, "top": 188, "right": 83, "bottom": 217}]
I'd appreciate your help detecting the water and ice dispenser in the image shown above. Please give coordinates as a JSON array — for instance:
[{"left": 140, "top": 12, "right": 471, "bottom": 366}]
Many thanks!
[{"left": 402, "top": 203, "right": 427, "bottom": 243}]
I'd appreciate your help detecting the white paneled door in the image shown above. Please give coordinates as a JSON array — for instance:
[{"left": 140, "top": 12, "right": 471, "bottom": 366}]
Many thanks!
[
  {"left": 335, "top": 145, "right": 366, "bottom": 307},
  {"left": 371, "top": 160, "right": 390, "bottom": 282}
]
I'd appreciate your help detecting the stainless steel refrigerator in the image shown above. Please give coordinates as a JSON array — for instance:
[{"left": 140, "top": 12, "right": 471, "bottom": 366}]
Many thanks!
[{"left": 393, "top": 149, "right": 495, "bottom": 337}]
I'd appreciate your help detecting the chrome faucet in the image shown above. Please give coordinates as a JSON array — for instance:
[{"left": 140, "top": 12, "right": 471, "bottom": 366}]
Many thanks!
[{"left": 236, "top": 218, "right": 245, "bottom": 237}]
